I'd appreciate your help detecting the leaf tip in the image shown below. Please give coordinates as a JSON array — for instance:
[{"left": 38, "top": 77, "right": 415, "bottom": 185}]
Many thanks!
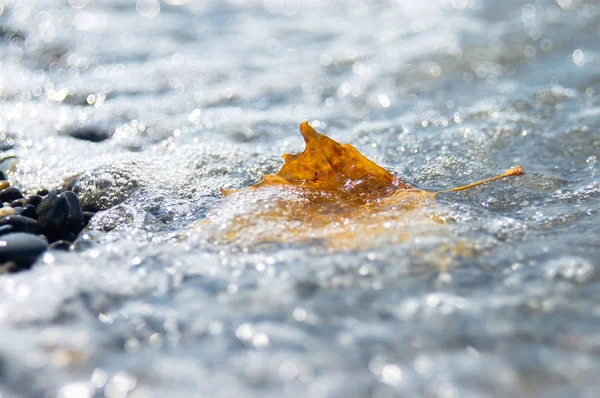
[{"left": 299, "top": 120, "right": 317, "bottom": 141}]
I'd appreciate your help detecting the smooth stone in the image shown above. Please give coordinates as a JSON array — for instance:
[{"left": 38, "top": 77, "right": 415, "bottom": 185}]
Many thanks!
[
  {"left": 24, "top": 194, "right": 43, "bottom": 208},
  {"left": 49, "top": 240, "right": 71, "bottom": 251},
  {"left": 0, "top": 157, "right": 17, "bottom": 181},
  {"left": 64, "top": 232, "right": 77, "bottom": 242},
  {"left": 20, "top": 204, "right": 37, "bottom": 220},
  {"left": 37, "top": 189, "right": 69, "bottom": 242},
  {"left": 61, "top": 191, "right": 84, "bottom": 235},
  {"left": 67, "top": 127, "right": 111, "bottom": 143},
  {"left": 0, "top": 215, "right": 42, "bottom": 234},
  {"left": 12, "top": 206, "right": 23, "bottom": 214},
  {"left": 10, "top": 198, "right": 25, "bottom": 207},
  {"left": 0, "top": 187, "right": 23, "bottom": 202},
  {"left": 0, "top": 181, "right": 9, "bottom": 190},
  {"left": 0, "top": 157, "right": 16, "bottom": 172},
  {"left": 0, "top": 233, "right": 48, "bottom": 270},
  {"left": 0, "top": 225, "right": 14, "bottom": 236},
  {"left": 36, "top": 188, "right": 49, "bottom": 196},
  {"left": 0, "top": 207, "right": 17, "bottom": 219}
]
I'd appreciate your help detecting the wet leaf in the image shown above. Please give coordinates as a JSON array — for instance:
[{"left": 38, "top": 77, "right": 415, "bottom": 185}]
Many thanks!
[
  {"left": 223, "top": 121, "right": 410, "bottom": 201},
  {"left": 206, "top": 121, "right": 524, "bottom": 250}
]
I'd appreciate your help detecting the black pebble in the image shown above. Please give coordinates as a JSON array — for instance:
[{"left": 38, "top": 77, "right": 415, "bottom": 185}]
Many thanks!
[
  {"left": 24, "top": 195, "right": 43, "bottom": 208},
  {"left": 0, "top": 224, "right": 14, "bottom": 236},
  {"left": 36, "top": 189, "right": 49, "bottom": 196},
  {"left": 0, "top": 187, "right": 23, "bottom": 203},
  {"left": 20, "top": 204, "right": 37, "bottom": 220},
  {"left": 49, "top": 240, "right": 71, "bottom": 251},
  {"left": 83, "top": 211, "right": 95, "bottom": 225},
  {"left": 0, "top": 233, "right": 48, "bottom": 271},
  {"left": 0, "top": 215, "right": 42, "bottom": 234},
  {"left": 67, "top": 127, "right": 111, "bottom": 143},
  {"left": 37, "top": 189, "right": 69, "bottom": 242},
  {"left": 10, "top": 198, "right": 25, "bottom": 207},
  {"left": 61, "top": 191, "right": 84, "bottom": 235}
]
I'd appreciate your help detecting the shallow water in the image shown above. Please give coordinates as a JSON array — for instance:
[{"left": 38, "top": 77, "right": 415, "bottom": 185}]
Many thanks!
[{"left": 1, "top": 0, "right": 600, "bottom": 396}]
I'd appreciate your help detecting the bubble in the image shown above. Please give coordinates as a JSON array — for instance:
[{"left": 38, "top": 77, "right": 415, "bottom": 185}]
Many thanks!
[
  {"left": 522, "top": 4, "right": 536, "bottom": 20},
  {"left": 541, "top": 39, "right": 553, "bottom": 52},
  {"left": 293, "top": 307, "right": 307, "bottom": 321},
  {"left": 524, "top": 45, "right": 536, "bottom": 58},
  {"left": 572, "top": 49, "right": 584, "bottom": 65},
  {"left": 13, "top": 2, "right": 32, "bottom": 21},
  {"left": 380, "top": 364, "right": 403, "bottom": 385},
  {"left": 74, "top": 11, "right": 108, "bottom": 31},
  {"left": 136, "top": 0, "right": 160, "bottom": 18},
  {"left": 252, "top": 332, "right": 269, "bottom": 349},
  {"left": 319, "top": 53, "right": 332, "bottom": 66},
  {"left": 279, "top": 361, "right": 298, "bottom": 380},
  {"left": 414, "top": 355, "right": 434, "bottom": 375},
  {"left": 171, "top": 52, "right": 184, "bottom": 66},
  {"left": 235, "top": 323, "right": 253, "bottom": 340},
  {"left": 340, "top": 82, "right": 351, "bottom": 95},
  {"left": 58, "top": 382, "right": 91, "bottom": 398},
  {"left": 105, "top": 372, "right": 137, "bottom": 398},
  {"left": 378, "top": 94, "right": 391, "bottom": 108},
  {"left": 69, "top": 0, "right": 88, "bottom": 9},
  {"left": 208, "top": 320, "right": 223, "bottom": 335},
  {"left": 352, "top": 62, "right": 364, "bottom": 74},
  {"left": 91, "top": 368, "right": 108, "bottom": 388}
]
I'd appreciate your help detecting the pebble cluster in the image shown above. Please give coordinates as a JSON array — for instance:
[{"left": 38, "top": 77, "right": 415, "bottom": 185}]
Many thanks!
[{"left": 0, "top": 184, "right": 94, "bottom": 273}]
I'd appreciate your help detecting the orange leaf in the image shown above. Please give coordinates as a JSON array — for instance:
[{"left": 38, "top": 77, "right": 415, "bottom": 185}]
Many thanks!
[
  {"left": 207, "top": 121, "right": 524, "bottom": 250},
  {"left": 222, "top": 121, "right": 523, "bottom": 201},
  {"left": 222, "top": 121, "right": 411, "bottom": 202}
]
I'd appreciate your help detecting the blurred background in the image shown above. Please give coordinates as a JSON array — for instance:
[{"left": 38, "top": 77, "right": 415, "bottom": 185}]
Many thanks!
[{"left": 0, "top": 0, "right": 599, "bottom": 397}]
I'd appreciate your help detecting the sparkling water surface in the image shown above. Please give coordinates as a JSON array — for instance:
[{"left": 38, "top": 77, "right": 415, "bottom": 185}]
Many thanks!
[{"left": 1, "top": 0, "right": 599, "bottom": 397}]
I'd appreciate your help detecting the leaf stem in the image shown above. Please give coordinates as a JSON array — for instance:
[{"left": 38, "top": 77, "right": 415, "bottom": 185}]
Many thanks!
[{"left": 432, "top": 166, "right": 524, "bottom": 195}]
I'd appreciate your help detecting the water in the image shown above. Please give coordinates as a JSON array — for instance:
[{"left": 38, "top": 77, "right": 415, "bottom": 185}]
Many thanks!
[{"left": 1, "top": 0, "right": 599, "bottom": 396}]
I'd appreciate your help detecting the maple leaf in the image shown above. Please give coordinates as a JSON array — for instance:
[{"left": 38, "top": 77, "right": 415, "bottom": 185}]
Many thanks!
[{"left": 208, "top": 121, "right": 524, "bottom": 250}]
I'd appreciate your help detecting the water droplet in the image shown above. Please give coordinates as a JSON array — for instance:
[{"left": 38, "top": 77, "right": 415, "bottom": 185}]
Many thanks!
[
  {"left": 136, "top": 0, "right": 160, "bottom": 18},
  {"left": 58, "top": 382, "right": 91, "bottom": 398},
  {"left": 378, "top": 94, "right": 391, "bottom": 108},
  {"left": 572, "top": 49, "right": 584, "bottom": 65},
  {"left": 380, "top": 364, "right": 403, "bottom": 385}
]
